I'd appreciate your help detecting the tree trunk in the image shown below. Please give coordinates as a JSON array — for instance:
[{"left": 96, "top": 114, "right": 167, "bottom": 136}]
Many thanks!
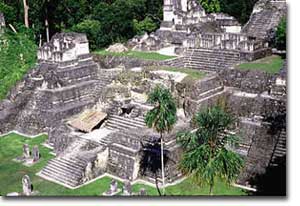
[
  {"left": 160, "top": 133, "right": 166, "bottom": 195},
  {"left": 45, "top": 18, "right": 49, "bottom": 43},
  {"left": 23, "top": 0, "right": 29, "bottom": 28},
  {"left": 209, "top": 184, "right": 213, "bottom": 196},
  {"left": 154, "top": 173, "right": 162, "bottom": 196}
]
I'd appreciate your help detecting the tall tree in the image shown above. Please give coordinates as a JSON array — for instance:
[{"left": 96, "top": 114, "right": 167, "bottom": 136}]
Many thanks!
[
  {"left": 22, "top": 0, "right": 29, "bottom": 27},
  {"left": 145, "top": 85, "right": 177, "bottom": 195},
  {"left": 177, "top": 106, "right": 244, "bottom": 195}
]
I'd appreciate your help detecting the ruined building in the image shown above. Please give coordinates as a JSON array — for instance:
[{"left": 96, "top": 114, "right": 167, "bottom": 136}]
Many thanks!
[
  {"left": 0, "top": 0, "right": 287, "bottom": 193},
  {"left": 0, "top": 33, "right": 115, "bottom": 135}
]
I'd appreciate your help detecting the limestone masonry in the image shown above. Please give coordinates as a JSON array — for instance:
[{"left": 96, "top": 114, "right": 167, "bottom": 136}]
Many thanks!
[{"left": 0, "top": 0, "right": 287, "bottom": 192}]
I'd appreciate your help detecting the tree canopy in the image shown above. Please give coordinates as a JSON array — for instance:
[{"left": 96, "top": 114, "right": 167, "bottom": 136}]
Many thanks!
[
  {"left": 0, "top": 0, "right": 258, "bottom": 50},
  {"left": 177, "top": 106, "right": 244, "bottom": 195}
]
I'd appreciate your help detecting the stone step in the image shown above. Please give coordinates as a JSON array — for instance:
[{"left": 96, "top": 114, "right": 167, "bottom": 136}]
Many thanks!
[
  {"left": 42, "top": 165, "right": 81, "bottom": 182},
  {"left": 185, "top": 55, "right": 240, "bottom": 61},
  {"left": 44, "top": 162, "right": 82, "bottom": 178},
  {"left": 186, "top": 61, "right": 237, "bottom": 67},
  {"left": 187, "top": 52, "right": 240, "bottom": 59},
  {"left": 110, "top": 115, "right": 146, "bottom": 127},
  {"left": 187, "top": 53, "right": 240, "bottom": 59},
  {"left": 60, "top": 156, "right": 87, "bottom": 167},
  {"left": 49, "top": 159, "right": 85, "bottom": 173},
  {"left": 187, "top": 48, "right": 240, "bottom": 54},
  {"left": 105, "top": 120, "right": 141, "bottom": 131},
  {"left": 41, "top": 169, "right": 78, "bottom": 187}
]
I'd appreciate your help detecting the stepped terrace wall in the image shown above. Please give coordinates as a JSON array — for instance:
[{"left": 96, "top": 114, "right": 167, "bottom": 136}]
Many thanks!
[
  {"left": 93, "top": 54, "right": 160, "bottom": 69},
  {"left": 218, "top": 69, "right": 274, "bottom": 94}
]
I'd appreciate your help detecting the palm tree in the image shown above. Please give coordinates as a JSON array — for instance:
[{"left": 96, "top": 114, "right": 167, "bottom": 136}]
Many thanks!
[
  {"left": 145, "top": 85, "right": 177, "bottom": 195},
  {"left": 177, "top": 106, "right": 244, "bottom": 195}
]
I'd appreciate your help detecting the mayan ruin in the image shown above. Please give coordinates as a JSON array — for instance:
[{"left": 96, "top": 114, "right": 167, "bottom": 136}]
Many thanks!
[{"left": 0, "top": 0, "right": 289, "bottom": 199}]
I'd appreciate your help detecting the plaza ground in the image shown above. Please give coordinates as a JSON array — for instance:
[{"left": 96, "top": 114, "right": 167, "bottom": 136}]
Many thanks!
[
  {"left": 0, "top": 133, "right": 246, "bottom": 196},
  {"left": 237, "top": 55, "right": 284, "bottom": 74}
]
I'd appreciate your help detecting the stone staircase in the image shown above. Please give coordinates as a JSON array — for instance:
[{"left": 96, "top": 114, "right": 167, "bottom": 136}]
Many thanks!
[
  {"left": 39, "top": 137, "right": 102, "bottom": 188},
  {"left": 242, "top": 1, "right": 286, "bottom": 39},
  {"left": 269, "top": 129, "right": 286, "bottom": 167},
  {"left": 98, "top": 135, "right": 113, "bottom": 147},
  {"left": 165, "top": 48, "right": 240, "bottom": 71},
  {"left": 104, "top": 115, "right": 146, "bottom": 131},
  {"left": 39, "top": 156, "right": 87, "bottom": 188}
]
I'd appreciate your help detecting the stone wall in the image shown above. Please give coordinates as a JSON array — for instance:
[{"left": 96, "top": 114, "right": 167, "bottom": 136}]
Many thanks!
[
  {"left": 218, "top": 69, "right": 274, "bottom": 94},
  {"left": 93, "top": 55, "right": 160, "bottom": 69}
]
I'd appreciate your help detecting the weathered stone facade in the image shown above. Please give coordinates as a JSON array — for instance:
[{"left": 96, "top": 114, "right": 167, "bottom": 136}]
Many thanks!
[
  {"left": 0, "top": 33, "right": 116, "bottom": 136},
  {"left": 242, "top": 0, "right": 287, "bottom": 39}
]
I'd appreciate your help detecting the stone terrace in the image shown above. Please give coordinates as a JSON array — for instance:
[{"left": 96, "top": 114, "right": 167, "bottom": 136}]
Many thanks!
[{"left": 164, "top": 48, "right": 240, "bottom": 71}]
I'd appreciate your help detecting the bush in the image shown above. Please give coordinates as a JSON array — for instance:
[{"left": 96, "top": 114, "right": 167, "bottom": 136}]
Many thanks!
[
  {"left": 133, "top": 16, "right": 158, "bottom": 35},
  {"left": 275, "top": 18, "right": 287, "bottom": 51},
  {"left": 0, "top": 31, "right": 37, "bottom": 99},
  {"left": 71, "top": 19, "right": 102, "bottom": 50},
  {"left": 198, "top": 0, "right": 221, "bottom": 13}
]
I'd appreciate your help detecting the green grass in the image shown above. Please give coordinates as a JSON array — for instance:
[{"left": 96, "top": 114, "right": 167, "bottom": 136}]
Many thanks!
[
  {"left": 94, "top": 49, "right": 176, "bottom": 61},
  {"left": 0, "top": 133, "right": 246, "bottom": 196},
  {"left": 237, "top": 55, "right": 284, "bottom": 74},
  {"left": 146, "top": 66, "right": 207, "bottom": 80}
]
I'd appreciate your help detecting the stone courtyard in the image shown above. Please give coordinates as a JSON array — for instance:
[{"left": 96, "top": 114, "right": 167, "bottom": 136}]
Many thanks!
[{"left": 0, "top": 0, "right": 287, "bottom": 195}]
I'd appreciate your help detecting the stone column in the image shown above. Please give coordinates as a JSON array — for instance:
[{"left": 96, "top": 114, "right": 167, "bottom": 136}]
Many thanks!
[
  {"left": 22, "top": 175, "right": 32, "bottom": 196},
  {"left": 23, "top": 144, "right": 30, "bottom": 159},
  {"left": 32, "top": 145, "right": 40, "bottom": 162}
]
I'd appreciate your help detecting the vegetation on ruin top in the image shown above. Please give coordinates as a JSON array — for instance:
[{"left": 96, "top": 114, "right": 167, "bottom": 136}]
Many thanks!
[
  {"left": 236, "top": 55, "right": 284, "bottom": 74},
  {"left": 0, "top": 133, "right": 246, "bottom": 196},
  {"left": 93, "top": 50, "right": 176, "bottom": 61}
]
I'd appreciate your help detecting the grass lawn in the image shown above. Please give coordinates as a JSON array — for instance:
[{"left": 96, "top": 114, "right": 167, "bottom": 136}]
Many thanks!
[
  {"left": 93, "top": 49, "right": 176, "bottom": 61},
  {"left": 146, "top": 66, "right": 207, "bottom": 80},
  {"left": 237, "top": 55, "right": 284, "bottom": 74},
  {"left": 0, "top": 133, "right": 246, "bottom": 196}
]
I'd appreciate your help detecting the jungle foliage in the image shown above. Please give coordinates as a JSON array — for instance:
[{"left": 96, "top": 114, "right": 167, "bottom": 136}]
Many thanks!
[{"left": 0, "top": 0, "right": 258, "bottom": 50}]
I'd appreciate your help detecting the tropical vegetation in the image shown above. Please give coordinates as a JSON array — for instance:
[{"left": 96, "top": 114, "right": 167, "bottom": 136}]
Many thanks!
[
  {"left": 0, "top": 29, "right": 37, "bottom": 99},
  {"left": 144, "top": 85, "right": 177, "bottom": 195},
  {"left": 1, "top": 0, "right": 258, "bottom": 50},
  {"left": 177, "top": 106, "right": 244, "bottom": 195}
]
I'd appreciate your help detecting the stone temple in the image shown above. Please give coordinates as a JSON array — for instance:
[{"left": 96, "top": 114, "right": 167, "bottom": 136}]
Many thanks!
[{"left": 0, "top": 0, "right": 287, "bottom": 193}]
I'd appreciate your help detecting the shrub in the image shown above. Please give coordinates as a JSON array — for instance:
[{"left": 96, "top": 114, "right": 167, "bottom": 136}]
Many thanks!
[{"left": 275, "top": 17, "right": 287, "bottom": 51}]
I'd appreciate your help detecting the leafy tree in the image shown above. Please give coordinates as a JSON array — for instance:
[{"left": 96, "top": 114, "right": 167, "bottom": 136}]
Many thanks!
[
  {"left": 133, "top": 16, "right": 157, "bottom": 35},
  {"left": 71, "top": 19, "right": 102, "bottom": 50},
  {"left": 145, "top": 85, "right": 177, "bottom": 195},
  {"left": 0, "top": 29, "right": 37, "bottom": 99},
  {"left": 275, "top": 17, "right": 286, "bottom": 51},
  {"left": 0, "top": 1, "right": 17, "bottom": 24},
  {"left": 177, "top": 106, "right": 244, "bottom": 195},
  {"left": 198, "top": 0, "right": 221, "bottom": 13},
  {"left": 219, "top": 0, "right": 258, "bottom": 24}
]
